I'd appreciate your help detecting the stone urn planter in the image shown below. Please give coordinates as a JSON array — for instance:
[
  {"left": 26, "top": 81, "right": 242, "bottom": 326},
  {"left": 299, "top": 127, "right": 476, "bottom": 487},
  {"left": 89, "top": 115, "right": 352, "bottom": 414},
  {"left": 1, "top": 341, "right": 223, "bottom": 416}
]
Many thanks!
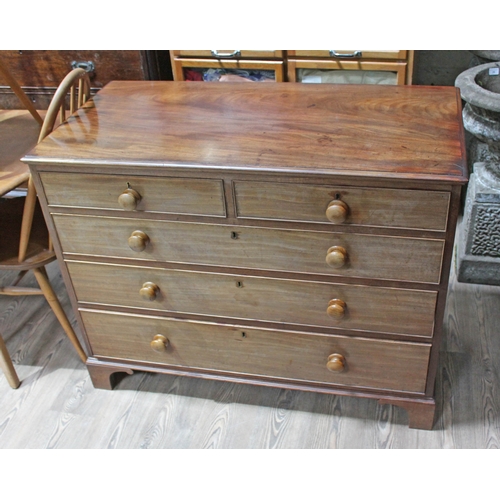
[
  {"left": 455, "top": 61, "right": 500, "bottom": 284},
  {"left": 470, "top": 50, "right": 500, "bottom": 64}
]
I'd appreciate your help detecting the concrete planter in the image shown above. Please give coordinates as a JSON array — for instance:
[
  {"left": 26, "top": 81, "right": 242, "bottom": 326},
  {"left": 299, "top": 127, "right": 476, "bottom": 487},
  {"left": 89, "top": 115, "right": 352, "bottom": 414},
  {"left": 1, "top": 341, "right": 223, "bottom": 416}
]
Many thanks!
[
  {"left": 469, "top": 50, "right": 500, "bottom": 63},
  {"left": 455, "top": 61, "right": 500, "bottom": 284}
]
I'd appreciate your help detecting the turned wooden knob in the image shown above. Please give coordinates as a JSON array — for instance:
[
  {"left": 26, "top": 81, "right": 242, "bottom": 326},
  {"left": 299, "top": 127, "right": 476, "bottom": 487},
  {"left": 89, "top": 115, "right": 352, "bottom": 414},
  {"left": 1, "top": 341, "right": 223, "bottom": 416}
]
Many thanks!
[
  {"left": 326, "top": 353, "right": 346, "bottom": 373},
  {"left": 327, "top": 299, "right": 347, "bottom": 319},
  {"left": 326, "top": 200, "right": 349, "bottom": 224},
  {"left": 118, "top": 187, "right": 142, "bottom": 210},
  {"left": 140, "top": 282, "right": 159, "bottom": 301},
  {"left": 128, "top": 230, "right": 150, "bottom": 252},
  {"left": 150, "top": 334, "right": 169, "bottom": 352},
  {"left": 326, "top": 246, "right": 348, "bottom": 269}
]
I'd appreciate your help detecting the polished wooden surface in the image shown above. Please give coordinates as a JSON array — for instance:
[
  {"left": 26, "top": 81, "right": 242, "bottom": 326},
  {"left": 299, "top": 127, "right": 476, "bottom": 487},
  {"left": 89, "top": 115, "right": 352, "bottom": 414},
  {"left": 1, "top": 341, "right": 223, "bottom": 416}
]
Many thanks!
[
  {"left": 118, "top": 188, "right": 142, "bottom": 211},
  {"left": 139, "top": 282, "right": 159, "bottom": 301},
  {"left": 325, "top": 200, "right": 349, "bottom": 224},
  {"left": 26, "top": 82, "right": 466, "bottom": 183},
  {"left": 127, "top": 230, "right": 149, "bottom": 252},
  {"left": 326, "top": 353, "right": 346, "bottom": 373},
  {"left": 51, "top": 214, "right": 445, "bottom": 284},
  {"left": 150, "top": 334, "right": 169, "bottom": 352},
  {"left": 40, "top": 172, "right": 226, "bottom": 216},
  {"left": 326, "top": 299, "right": 347, "bottom": 319},
  {"left": 66, "top": 260, "right": 438, "bottom": 337},
  {"left": 325, "top": 246, "right": 348, "bottom": 269},
  {"left": 234, "top": 181, "right": 451, "bottom": 230},
  {"left": 80, "top": 309, "right": 431, "bottom": 394}
]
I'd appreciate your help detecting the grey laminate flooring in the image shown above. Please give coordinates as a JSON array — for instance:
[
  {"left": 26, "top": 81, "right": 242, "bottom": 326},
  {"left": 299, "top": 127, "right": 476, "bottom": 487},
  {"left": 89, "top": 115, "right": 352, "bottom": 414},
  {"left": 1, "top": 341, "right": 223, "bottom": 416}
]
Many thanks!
[{"left": 1, "top": 251, "right": 499, "bottom": 449}]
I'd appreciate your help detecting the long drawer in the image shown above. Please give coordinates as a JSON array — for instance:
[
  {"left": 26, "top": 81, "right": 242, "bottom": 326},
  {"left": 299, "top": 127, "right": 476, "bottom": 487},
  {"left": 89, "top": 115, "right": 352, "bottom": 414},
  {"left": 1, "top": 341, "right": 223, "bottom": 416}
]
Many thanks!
[
  {"left": 81, "top": 309, "right": 431, "bottom": 394},
  {"left": 68, "top": 261, "right": 437, "bottom": 337},
  {"left": 54, "top": 214, "right": 444, "bottom": 284},
  {"left": 234, "top": 181, "right": 450, "bottom": 231},
  {"left": 40, "top": 172, "right": 226, "bottom": 216}
]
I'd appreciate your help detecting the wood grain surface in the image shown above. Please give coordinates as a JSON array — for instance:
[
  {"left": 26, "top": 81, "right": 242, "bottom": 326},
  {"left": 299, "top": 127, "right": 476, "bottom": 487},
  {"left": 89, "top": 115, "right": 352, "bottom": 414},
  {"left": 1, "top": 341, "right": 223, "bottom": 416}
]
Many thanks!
[
  {"left": 66, "top": 260, "right": 438, "bottom": 337},
  {"left": 40, "top": 172, "right": 226, "bottom": 216},
  {"left": 25, "top": 82, "right": 467, "bottom": 183},
  {"left": 234, "top": 180, "right": 451, "bottom": 231},
  {"left": 0, "top": 247, "right": 499, "bottom": 448},
  {"left": 52, "top": 214, "right": 445, "bottom": 284},
  {"left": 80, "top": 309, "right": 431, "bottom": 393}
]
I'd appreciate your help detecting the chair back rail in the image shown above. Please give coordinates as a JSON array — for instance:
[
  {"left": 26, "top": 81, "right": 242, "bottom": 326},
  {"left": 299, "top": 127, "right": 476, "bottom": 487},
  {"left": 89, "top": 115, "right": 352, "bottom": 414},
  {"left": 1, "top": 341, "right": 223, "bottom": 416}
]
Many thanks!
[{"left": 39, "top": 68, "right": 91, "bottom": 142}]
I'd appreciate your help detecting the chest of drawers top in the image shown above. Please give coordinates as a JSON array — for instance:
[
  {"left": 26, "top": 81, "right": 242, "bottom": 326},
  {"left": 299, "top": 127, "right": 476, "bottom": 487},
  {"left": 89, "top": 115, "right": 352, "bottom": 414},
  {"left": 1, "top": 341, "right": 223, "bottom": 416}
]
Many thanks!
[{"left": 24, "top": 81, "right": 466, "bottom": 185}]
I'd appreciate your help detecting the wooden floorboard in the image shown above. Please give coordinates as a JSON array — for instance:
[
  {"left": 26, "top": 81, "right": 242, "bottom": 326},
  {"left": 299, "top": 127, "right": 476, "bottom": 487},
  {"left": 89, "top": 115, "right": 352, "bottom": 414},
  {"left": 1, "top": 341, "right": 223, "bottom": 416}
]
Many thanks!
[{"left": 1, "top": 250, "right": 500, "bottom": 449}]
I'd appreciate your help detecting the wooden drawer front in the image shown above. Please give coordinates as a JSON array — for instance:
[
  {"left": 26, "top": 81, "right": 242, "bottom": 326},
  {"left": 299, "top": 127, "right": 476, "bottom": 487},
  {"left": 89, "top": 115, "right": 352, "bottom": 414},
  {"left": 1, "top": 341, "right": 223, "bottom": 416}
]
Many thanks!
[
  {"left": 172, "top": 58, "right": 285, "bottom": 82},
  {"left": 172, "top": 50, "right": 284, "bottom": 59},
  {"left": 287, "top": 50, "right": 407, "bottom": 60},
  {"left": 287, "top": 60, "right": 407, "bottom": 85},
  {"left": 234, "top": 181, "right": 450, "bottom": 231},
  {"left": 54, "top": 215, "right": 444, "bottom": 284},
  {"left": 68, "top": 262, "right": 437, "bottom": 337},
  {"left": 81, "top": 310, "right": 431, "bottom": 394},
  {"left": 40, "top": 172, "right": 225, "bottom": 216}
]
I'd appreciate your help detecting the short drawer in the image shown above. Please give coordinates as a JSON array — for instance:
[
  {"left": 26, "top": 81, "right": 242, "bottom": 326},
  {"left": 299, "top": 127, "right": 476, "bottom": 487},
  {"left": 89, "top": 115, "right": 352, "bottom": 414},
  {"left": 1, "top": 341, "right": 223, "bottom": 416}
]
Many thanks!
[
  {"left": 81, "top": 309, "right": 431, "bottom": 394},
  {"left": 171, "top": 50, "right": 284, "bottom": 59},
  {"left": 40, "top": 172, "right": 226, "bottom": 217},
  {"left": 287, "top": 60, "right": 407, "bottom": 85},
  {"left": 287, "top": 50, "right": 408, "bottom": 60},
  {"left": 171, "top": 58, "right": 285, "bottom": 82},
  {"left": 54, "top": 215, "right": 445, "bottom": 284},
  {"left": 68, "top": 261, "right": 438, "bottom": 337},
  {"left": 234, "top": 181, "right": 450, "bottom": 231}
]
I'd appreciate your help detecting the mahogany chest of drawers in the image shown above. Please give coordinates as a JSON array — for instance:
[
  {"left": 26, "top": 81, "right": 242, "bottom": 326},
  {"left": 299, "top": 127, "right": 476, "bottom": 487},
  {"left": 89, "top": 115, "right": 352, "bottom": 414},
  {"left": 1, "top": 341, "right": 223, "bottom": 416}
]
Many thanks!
[{"left": 24, "top": 81, "right": 467, "bottom": 429}]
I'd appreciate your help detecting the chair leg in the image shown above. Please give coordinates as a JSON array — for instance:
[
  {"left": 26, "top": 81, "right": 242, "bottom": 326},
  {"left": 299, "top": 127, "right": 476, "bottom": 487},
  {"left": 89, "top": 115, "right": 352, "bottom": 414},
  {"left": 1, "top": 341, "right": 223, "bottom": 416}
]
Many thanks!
[
  {"left": 32, "top": 266, "right": 87, "bottom": 363},
  {"left": 0, "top": 334, "right": 21, "bottom": 389},
  {"left": 18, "top": 176, "right": 37, "bottom": 263}
]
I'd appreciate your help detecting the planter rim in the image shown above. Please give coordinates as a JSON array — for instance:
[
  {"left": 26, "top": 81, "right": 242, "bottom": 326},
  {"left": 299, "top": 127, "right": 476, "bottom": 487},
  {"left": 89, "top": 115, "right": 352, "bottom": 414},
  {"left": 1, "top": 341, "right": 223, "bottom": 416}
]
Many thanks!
[
  {"left": 455, "top": 62, "right": 500, "bottom": 112},
  {"left": 470, "top": 50, "right": 500, "bottom": 61}
]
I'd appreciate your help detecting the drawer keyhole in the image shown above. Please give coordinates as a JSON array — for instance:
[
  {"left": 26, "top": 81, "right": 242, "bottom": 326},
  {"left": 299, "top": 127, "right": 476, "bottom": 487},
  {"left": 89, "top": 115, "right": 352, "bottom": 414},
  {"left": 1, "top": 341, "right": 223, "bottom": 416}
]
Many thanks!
[{"left": 230, "top": 231, "right": 238, "bottom": 240}]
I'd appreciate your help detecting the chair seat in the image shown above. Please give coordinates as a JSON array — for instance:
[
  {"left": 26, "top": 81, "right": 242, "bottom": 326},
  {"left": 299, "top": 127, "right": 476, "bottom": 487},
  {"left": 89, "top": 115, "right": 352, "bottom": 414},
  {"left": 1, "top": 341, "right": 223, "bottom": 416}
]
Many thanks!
[
  {"left": 0, "top": 197, "right": 55, "bottom": 270},
  {"left": 0, "top": 66, "right": 89, "bottom": 387},
  {"left": 0, "top": 110, "right": 42, "bottom": 197}
]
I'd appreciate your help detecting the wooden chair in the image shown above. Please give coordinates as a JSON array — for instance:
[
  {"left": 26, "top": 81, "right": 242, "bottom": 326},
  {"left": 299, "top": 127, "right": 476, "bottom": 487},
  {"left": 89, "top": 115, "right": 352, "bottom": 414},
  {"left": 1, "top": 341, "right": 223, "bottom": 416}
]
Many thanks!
[{"left": 0, "top": 67, "right": 91, "bottom": 388}]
